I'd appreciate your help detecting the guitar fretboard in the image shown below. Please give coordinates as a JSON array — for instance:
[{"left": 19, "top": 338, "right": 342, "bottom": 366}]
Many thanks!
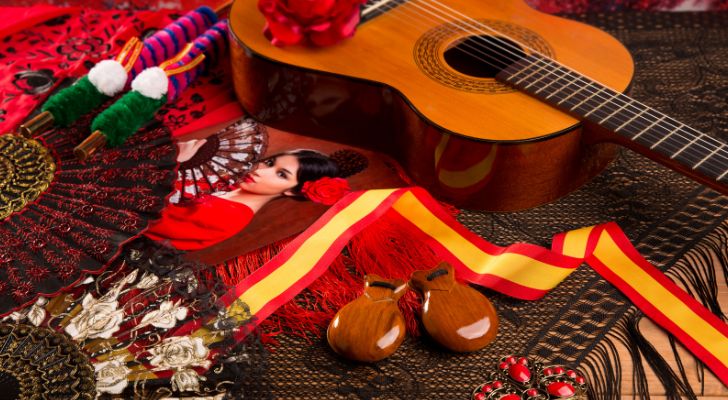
[{"left": 497, "top": 54, "right": 728, "bottom": 185}]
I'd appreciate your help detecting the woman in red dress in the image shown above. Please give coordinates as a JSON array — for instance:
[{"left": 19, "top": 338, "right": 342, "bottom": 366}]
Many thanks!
[{"left": 144, "top": 148, "right": 340, "bottom": 250}]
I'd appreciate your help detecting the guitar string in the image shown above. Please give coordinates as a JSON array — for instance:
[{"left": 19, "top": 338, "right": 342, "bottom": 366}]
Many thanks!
[
  {"left": 397, "top": 0, "right": 728, "bottom": 171},
  {"left": 371, "top": 0, "right": 728, "bottom": 178}
]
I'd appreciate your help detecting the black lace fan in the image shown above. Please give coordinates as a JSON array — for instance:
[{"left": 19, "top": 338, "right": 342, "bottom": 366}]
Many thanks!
[
  {"left": 172, "top": 118, "right": 268, "bottom": 203},
  {"left": 0, "top": 113, "right": 176, "bottom": 316}
]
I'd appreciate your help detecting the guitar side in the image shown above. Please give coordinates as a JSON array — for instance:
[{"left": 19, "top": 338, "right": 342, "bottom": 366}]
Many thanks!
[{"left": 228, "top": 0, "right": 634, "bottom": 210}]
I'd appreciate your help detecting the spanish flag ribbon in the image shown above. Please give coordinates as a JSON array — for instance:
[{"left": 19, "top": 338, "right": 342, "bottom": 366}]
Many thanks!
[{"left": 184, "top": 187, "right": 728, "bottom": 385}]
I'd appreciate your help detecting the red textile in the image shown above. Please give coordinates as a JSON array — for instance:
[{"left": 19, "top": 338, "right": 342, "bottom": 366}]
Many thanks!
[
  {"left": 0, "top": 5, "right": 244, "bottom": 138},
  {"left": 144, "top": 195, "right": 254, "bottom": 250}
]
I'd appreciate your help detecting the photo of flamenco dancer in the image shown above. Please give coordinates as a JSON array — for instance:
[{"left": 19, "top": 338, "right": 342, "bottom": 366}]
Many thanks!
[{"left": 148, "top": 116, "right": 401, "bottom": 263}]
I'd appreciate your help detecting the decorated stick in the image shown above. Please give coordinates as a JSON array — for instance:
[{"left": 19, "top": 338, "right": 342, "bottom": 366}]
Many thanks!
[
  {"left": 74, "top": 21, "right": 229, "bottom": 160},
  {"left": 18, "top": 38, "right": 143, "bottom": 137},
  {"left": 17, "top": 6, "right": 218, "bottom": 138},
  {"left": 130, "top": 5, "right": 218, "bottom": 77}
]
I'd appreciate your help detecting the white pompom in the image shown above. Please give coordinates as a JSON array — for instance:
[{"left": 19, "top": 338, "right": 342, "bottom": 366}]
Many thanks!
[
  {"left": 88, "top": 59, "right": 128, "bottom": 96},
  {"left": 131, "top": 67, "right": 168, "bottom": 100}
]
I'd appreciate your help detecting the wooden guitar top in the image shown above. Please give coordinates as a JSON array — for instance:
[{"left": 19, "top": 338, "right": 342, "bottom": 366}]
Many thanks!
[{"left": 229, "top": 0, "right": 633, "bottom": 142}]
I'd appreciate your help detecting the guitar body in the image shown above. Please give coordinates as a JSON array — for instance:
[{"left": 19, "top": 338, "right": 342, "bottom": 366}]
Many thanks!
[{"left": 228, "top": 0, "right": 634, "bottom": 210}]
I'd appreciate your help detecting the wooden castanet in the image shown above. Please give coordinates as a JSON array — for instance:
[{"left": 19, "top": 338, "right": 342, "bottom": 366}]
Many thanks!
[
  {"left": 327, "top": 275, "right": 407, "bottom": 362},
  {"left": 410, "top": 262, "right": 498, "bottom": 352}
]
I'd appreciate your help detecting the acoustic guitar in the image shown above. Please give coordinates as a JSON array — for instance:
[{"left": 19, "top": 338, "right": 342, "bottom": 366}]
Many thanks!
[{"left": 228, "top": 0, "right": 728, "bottom": 211}]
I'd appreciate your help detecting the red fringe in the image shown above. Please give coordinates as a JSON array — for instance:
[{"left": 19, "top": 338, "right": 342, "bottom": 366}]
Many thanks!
[
  {"left": 215, "top": 237, "right": 293, "bottom": 286},
  {"left": 214, "top": 205, "right": 459, "bottom": 341}
]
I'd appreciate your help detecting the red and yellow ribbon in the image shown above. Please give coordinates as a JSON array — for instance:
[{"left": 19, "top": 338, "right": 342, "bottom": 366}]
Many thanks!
[{"left": 181, "top": 187, "right": 728, "bottom": 385}]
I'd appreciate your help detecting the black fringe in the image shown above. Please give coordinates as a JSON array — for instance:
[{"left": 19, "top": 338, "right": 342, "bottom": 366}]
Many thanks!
[
  {"left": 579, "top": 222, "right": 728, "bottom": 399},
  {"left": 581, "top": 312, "right": 627, "bottom": 400},
  {"left": 625, "top": 313, "right": 697, "bottom": 400},
  {"left": 668, "top": 335, "right": 704, "bottom": 396},
  {"left": 667, "top": 224, "right": 728, "bottom": 321},
  {"left": 581, "top": 309, "right": 654, "bottom": 400}
]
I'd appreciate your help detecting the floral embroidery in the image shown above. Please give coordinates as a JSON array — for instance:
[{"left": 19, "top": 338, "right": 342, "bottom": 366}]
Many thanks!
[
  {"left": 171, "top": 368, "right": 206, "bottom": 392},
  {"left": 95, "top": 358, "right": 131, "bottom": 395},
  {"left": 148, "top": 336, "right": 212, "bottom": 370},
  {"left": 56, "top": 36, "right": 110, "bottom": 61},
  {"left": 64, "top": 292, "right": 125, "bottom": 340},
  {"left": 137, "top": 300, "right": 189, "bottom": 330},
  {"left": 64, "top": 270, "right": 137, "bottom": 340}
]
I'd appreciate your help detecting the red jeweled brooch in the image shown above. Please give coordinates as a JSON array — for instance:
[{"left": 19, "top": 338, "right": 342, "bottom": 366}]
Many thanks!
[{"left": 472, "top": 355, "right": 588, "bottom": 400}]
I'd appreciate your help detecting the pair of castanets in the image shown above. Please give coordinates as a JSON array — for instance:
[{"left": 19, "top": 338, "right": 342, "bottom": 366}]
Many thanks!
[{"left": 327, "top": 262, "right": 499, "bottom": 362}]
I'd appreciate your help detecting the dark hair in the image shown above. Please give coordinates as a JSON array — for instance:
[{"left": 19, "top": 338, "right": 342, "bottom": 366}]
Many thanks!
[{"left": 265, "top": 149, "right": 339, "bottom": 194}]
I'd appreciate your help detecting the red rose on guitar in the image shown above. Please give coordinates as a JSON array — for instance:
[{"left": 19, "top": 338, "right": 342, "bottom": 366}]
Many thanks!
[
  {"left": 258, "top": 0, "right": 366, "bottom": 47},
  {"left": 301, "top": 177, "right": 351, "bottom": 205}
]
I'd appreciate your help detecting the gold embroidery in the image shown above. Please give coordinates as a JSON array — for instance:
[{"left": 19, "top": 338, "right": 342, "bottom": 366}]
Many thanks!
[
  {"left": 0, "top": 134, "right": 56, "bottom": 220},
  {"left": 0, "top": 323, "right": 95, "bottom": 399}
]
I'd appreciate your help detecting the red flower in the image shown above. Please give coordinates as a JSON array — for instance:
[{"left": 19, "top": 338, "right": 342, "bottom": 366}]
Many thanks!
[
  {"left": 301, "top": 177, "right": 350, "bottom": 205},
  {"left": 258, "top": 0, "right": 366, "bottom": 47}
]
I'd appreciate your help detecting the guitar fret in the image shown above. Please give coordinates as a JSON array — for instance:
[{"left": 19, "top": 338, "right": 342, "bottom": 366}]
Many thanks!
[
  {"left": 524, "top": 63, "right": 567, "bottom": 93},
  {"left": 598, "top": 97, "right": 633, "bottom": 124},
  {"left": 544, "top": 71, "right": 577, "bottom": 99},
  {"left": 670, "top": 130, "right": 702, "bottom": 159},
  {"left": 522, "top": 69, "right": 553, "bottom": 90},
  {"left": 582, "top": 92, "right": 615, "bottom": 118},
  {"left": 649, "top": 123, "right": 681, "bottom": 150},
  {"left": 514, "top": 63, "right": 548, "bottom": 86},
  {"left": 505, "top": 65, "right": 530, "bottom": 81},
  {"left": 619, "top": 110, "right": 651, "bottom": 134},
  {"left": 693, "top": 144, "right": 724, "bottom": 169},
  {"left": 501, "top": 57, "right": 581, "bottom": 103},
  {"left": 531, "top": 67, "right": 565, "bottom": 94},
  {"left": 718, "top": 169, "right": 728, "bottom": 181},
  {"left": 529, "top": 66, "right": 582, "bottom": 101},
  {"left": 570, "top": 88, "right": 603, "bottom": 111},
  {"left": 557, "top": 83, "right": 591, "bottom": 105}
]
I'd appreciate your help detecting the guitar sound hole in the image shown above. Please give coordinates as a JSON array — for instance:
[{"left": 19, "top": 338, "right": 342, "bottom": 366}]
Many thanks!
[{"left": 444, "top": 35, "right": 527, "bottom": 78}]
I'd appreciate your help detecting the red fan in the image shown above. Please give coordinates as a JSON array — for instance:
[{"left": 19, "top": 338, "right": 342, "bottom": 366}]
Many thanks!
[
  {"left": 172, "top": 118, "right": 268, "bottom": 203},
  {"left": 0, "top": 113, "right": 177, "bottom": 316}
]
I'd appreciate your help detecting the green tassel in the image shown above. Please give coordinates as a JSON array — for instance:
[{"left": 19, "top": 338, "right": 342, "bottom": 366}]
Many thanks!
[
  {"left": 42, "top": 76, "right": 109, "bottom": 127},
  {"left": 91, "top": 91, "right": 166, "bottom": 147}
]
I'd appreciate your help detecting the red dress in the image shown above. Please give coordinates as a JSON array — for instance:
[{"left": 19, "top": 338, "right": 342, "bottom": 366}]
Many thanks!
[{"left": 144, "top": 195, "right": 254, "bottom": 250}]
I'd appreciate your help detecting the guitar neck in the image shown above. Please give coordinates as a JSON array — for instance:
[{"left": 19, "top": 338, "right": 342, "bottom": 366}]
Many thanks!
[{"left": 497, "top": 54, "right": 728, "bottom": 194}]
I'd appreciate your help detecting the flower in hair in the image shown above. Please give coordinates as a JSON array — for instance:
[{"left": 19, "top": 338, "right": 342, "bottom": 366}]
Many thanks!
[
  {"left": 258, "top": 0, "right": 366, "bottom": 47},
  {"left": 301, "top": 177, "right": 351, "bottom": 205}
]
